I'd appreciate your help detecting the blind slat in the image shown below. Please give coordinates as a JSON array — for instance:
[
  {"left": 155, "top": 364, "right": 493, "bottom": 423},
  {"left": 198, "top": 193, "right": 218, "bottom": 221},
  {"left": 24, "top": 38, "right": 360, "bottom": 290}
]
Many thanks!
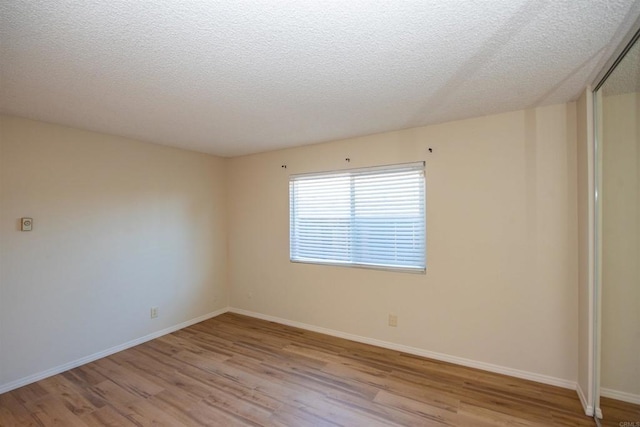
[{"left": 290, "top": 163, "right": 426, "bottom": 271}]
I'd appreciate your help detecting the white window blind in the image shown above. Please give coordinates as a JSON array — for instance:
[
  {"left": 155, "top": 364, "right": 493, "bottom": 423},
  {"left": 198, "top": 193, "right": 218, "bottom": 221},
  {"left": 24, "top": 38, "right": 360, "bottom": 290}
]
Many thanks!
[{"left": 289, "top": 162, "right": 426, "bottom": 272}]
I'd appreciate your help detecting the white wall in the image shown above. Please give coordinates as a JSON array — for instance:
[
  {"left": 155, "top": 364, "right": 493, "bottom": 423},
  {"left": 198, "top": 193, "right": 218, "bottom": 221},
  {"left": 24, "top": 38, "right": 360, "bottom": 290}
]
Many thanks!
[
  {"left": 228, "top": 103, "right": 579, "bottom": 383},
  {"left": 600, "top": 92, "right": 640, "bottom": 399},
  {"left": 0, "top": 116, "right": 228, "bottom": 389}
]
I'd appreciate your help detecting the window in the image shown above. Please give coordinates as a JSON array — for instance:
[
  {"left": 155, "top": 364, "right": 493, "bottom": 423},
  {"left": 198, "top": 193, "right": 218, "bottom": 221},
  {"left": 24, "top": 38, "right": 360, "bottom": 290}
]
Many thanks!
[{"left": 289, "top": 162, "right": 426, "bottom": 272}]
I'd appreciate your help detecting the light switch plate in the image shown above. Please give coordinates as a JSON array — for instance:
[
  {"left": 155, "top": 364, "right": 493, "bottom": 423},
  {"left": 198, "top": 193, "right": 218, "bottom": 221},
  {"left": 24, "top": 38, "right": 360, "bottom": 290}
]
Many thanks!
[{"left": 21, "top": 217, "right": 33, "bottom": 231}]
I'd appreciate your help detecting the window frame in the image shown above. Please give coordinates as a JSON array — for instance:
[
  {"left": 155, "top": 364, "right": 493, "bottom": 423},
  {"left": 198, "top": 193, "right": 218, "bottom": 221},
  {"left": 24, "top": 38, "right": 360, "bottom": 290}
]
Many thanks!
[{"left": 288, "top": 161, "right": 426, "bottom": 274}]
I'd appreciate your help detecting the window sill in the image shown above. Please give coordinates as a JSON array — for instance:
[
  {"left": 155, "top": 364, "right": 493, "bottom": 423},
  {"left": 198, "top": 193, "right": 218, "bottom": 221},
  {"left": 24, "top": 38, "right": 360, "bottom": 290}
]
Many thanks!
[{"left": 290, "top": 259, "right": 426, "bottom": 274}]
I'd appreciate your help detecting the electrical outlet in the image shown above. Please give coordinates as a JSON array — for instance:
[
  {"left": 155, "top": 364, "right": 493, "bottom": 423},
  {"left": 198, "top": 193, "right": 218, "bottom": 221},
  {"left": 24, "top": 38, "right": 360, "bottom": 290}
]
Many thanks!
[
  {"left": 388, "top": 314, "right": 398, "bottom": 327},
  {"left": 150, "top": 307, "right": 159, "bottom": 319}
]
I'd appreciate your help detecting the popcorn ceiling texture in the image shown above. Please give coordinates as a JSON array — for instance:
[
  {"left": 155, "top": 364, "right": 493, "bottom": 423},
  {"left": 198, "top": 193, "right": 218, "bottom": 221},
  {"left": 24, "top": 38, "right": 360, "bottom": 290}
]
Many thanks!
[{"left": 1, "top": 1, "right": 639, "bottom": 157}]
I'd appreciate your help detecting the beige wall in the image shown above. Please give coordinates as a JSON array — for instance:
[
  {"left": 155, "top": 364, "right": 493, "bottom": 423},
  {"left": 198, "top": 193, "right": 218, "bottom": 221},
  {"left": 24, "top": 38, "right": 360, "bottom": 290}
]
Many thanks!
[
  {"left": 576, "top": 89, "right": 594, "bottom": 411},
  {"left": 0, "top": 116, "right": 229, "bottom": 388},
  {"left": 600, "top": 92, "right": 640, "bottom": 398},
  {"left": 228, "top": 103, "right": 579, "bottom": 382}
]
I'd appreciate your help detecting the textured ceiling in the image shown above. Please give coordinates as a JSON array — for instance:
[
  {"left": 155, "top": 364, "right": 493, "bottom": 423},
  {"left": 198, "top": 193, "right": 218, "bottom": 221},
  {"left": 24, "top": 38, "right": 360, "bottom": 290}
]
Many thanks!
[{"left": 2, "top": 1, "right": 640, "bottom": 157}]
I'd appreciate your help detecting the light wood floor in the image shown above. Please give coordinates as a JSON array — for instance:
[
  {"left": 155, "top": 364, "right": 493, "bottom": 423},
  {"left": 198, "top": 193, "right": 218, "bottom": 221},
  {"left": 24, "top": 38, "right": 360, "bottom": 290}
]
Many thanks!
[
  {"left": 600, "top": 396, "right": 640, "bottom": 427},
  {"left": 0, "top": 313, "right": 596, "bottom": 426}
]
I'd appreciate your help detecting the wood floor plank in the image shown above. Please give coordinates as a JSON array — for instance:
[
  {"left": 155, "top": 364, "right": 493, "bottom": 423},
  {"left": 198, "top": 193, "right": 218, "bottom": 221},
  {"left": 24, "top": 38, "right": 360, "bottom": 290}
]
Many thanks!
[
  {"left": 268, "top": 402, "right": 341, "bottom": 427},
  {"left": 201, "top": 387, "right": 273, "bottom": 425},
  {"left": 144, "top": 389, "right": 209, "bottom": 427},
  {"left": 90, "top": 358, "right": 164, "bottom": 399},
  {"left": 456, "top": 401, "right": 547, "bottom": 427},
  {"left": 110, "top": 397, "right": 188, "bottom": 427},
  {"left": 9, "top": 382, "right": 49, "bottom": 406},
  {"left": 0, "top": 393, "right": 39, "bottom": 426},
  {"left": 61, "top": 366, "right": 109, "bottom": 390},
  {"left": 80, "top": 405, "right": 137, "bottom": 427},
  {"left": 88, "top": 380, "right": 143, "bottom": 408},
  {"left": 187, "top": 399, "right": 257, "bottom": 427},
  {"left": 22, "top": 395, "right": 88, "bottom": 427},
  {"left": 0, "top": 312, "right": 596, "bottom": 426},
  {"left": 373, "top": 389, "right": 458, "bottom": 425},
  {"left": 37, "top": 374, "right": 101, "bottom": 417},
  {"left": 600, "top": 396, "right": 640, "bottom": 426}
]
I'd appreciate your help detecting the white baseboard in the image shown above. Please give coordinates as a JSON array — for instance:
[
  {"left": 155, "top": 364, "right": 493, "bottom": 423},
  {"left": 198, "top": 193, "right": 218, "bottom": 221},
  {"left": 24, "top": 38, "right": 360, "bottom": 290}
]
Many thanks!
[
  {"left": 0, "top": 307, "right": 230, "bottom": 395},
  {"left": 2, "top": 306, "right": 583, "bottom": 399},
  {"left": 601, "top": 387, "right": 640, "bottom": 405},
  {"left": 577, "top": 384, "right": 594, "bottom": 416},
  {"left": 228, "top": 307, "right": 577, "bottom": 390}
]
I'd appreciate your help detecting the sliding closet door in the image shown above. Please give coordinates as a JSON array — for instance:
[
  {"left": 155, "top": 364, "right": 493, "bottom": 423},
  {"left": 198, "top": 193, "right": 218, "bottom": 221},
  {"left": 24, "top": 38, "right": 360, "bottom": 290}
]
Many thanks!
[{"left": 595, "top": 32, "right": 640, "bottom": 426}]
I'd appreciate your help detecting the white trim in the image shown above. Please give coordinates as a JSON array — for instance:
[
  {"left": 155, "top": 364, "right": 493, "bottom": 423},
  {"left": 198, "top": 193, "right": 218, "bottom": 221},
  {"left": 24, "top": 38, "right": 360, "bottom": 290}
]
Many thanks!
[
  {"left": 600, "top": 388, "right": 640, "bottom": 405},
  {"left": 228, "top": 307, "right": 577, "bottom": 390},
  {"left": 577, "top": 383, "right": 595, "bottom": 416},
  {"left": 290, "top": 259, "right": 426, "bottom": 275},
  {"left": 0, "top": 307, "right": 230, "bottom": 394},
  {"left": 586, "top": 86, "right": 597, "bottom": 415},
  {"left": 593, "top": 87, "right": 603, "bottom": 419}
]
